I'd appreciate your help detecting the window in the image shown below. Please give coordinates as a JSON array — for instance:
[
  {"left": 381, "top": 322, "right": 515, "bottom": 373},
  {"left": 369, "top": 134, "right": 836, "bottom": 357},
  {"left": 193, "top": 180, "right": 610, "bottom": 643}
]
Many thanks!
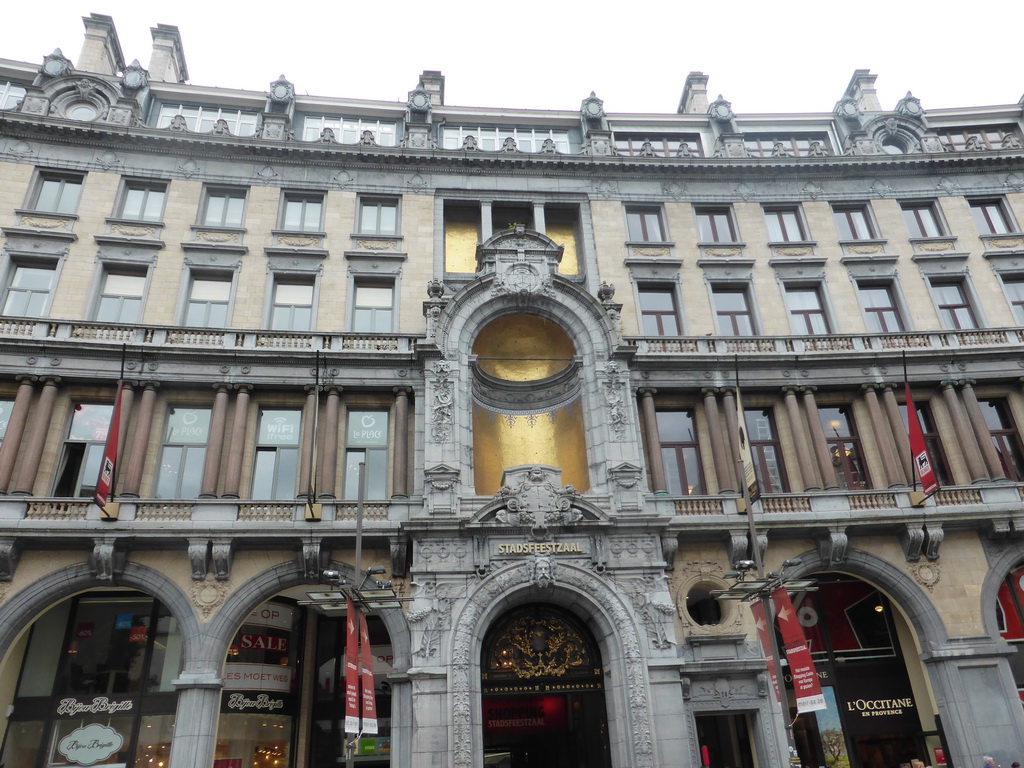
[
  {"left": 695, "top": 207, "right": 736, "bottom": 242},
  {"left": 156, "top": 104, "right": 258, "bottom": 137},
  {"left": 3, "top": 264, "right": 55, "bottom": 317},
  {"left": 155, "top": 407, "right": 210, "bottom": 498},
  {"left": 32, "top": 173, "right": 83, "bottom": 214},
  {"left": 857, "top": 283, "right": 905, "bottom": 333},
  {"left": 711, "top": 286, "right": 755, "bottom": 336},
  {"left": 53, "top": 403, "right": 113, "bottom": 497},
  {"left": 763, "top": 206, "right": 806, "bottom": 242},
  {"left": 899, "top": 402, "right": 952, "bottom": 487},
  {"left": 270, "top": 281, "right": 314, "bottom": 332},
  {"left": 0, "top": 81, "right": 26, "bottom": 110},
  {"left": 351, "top": 283, "right": 394, "bottom": 333},
  {"left": 744, "top": 134, "right": 831, "bottom": 157},
  {"left": 1002, "top": 277, "right": 1024, "bottom": 324},
  {"left": 637, "top": 286, "right": 680, "bottom": 336},
  {"left": 301, "top": 116, "right": 397, "bottom": 146},
  {"left": 970, "top": 199, "right": 1014, "bottom": 235},
  {"left": 0, "top": 400, "right": 12, "bottom": 444},
  {"left": 625, "top": 206, "right": 666, "bottom": 242},
  {"left": 818, "top": 406, "right": 868, "bottom": 490},
  {"left": 441, "top": 126, "right": 570, "bottom": 153},
  {"left": 118, "top": 181, "right": 167, "bottom": 222},
  {"left": 614, "top": 134, "right": 702, "bottom": 157},
  {"left": 937, "top": 126, "right": 1019, "bottom": 152},
  {"left": 201, "top": 188, "right": 247, "bottom": 228},
  {"left": 980, "top": 399, "right": 1024, "bottom": 482},
  {"left": 185, "top": 276, "right": 231, "bottom": 327},
  {"left": 901, "top": 202, "right": 944, "bottom": 238},
  {"left": 832, "top": 205, "right": 877, "bottom": 240},
  {"left": 784, "top": 286, "right": 831, "bottom": 334},
  {"left": 744, "top": 408, "right": 787, "bottom": 493},
  {"left": 358, "top": 198, "right": 398, "bottom": 235},
  {"left": 281, "top": 192, "right": 323, "bottom": 232},
  {"left": 932, "top": 281, "right": 978, "bottom": 330},
  {"left": 344, "top": 410, "right": 389, "bottom": 499},
  {"left": 252, "top": 409, "right": 301, "bottom": 499},
  {"left": 96, "top": 272, "right": 145, "bottom": 324},
  {"left": 656, "top": 410, "right": 704, "bottom": 495}
]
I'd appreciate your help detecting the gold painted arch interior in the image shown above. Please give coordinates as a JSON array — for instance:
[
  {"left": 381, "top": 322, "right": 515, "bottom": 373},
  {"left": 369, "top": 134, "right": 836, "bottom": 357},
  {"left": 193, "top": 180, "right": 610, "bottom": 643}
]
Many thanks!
[
  {"left": 483, "top": 607, "right": 602, "bottom": 686},
  {"left": 471, "top": 314, "right": 589, "bottom": 494}
]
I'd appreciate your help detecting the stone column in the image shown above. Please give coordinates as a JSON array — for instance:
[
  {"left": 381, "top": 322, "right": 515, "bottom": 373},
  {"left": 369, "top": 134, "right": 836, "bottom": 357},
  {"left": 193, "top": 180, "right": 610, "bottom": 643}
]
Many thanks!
[
  {"left": 960, "top": 381, "right": 1006, "bottom": 481},
  {"left": 881, "top": 384, "right": 913, "bottom": 484},
  {"left": 0, "top": 377, "right": 36, "bottom": 493},
  {"left": 298, "top": 386, "right": 319, "bottom": 499},
  {"left": 318, "top": 388, "right": 341, "bottom": 499},
  {"left": 782, "top": 387, "right": 819, "bottom": 490},
  {"left": 200, "top": 385, "right": 230, "bottom": 497},
  {"left": 122, "top": 384, "right": 159, "bottom": 497},
  {"left": 802, "top": 388, "right": 837, "bottom": 489},
  {"left": 392, "top": 387, "right": 411, "bottom": 498},
  {"left": 942, "top": 382, "right": 987, "bottom": 482},
  {"left": 721, "top": 389, "right": 743, "bottom": 488},
  {"left": 702, "top": 388, "right": 734, "bottom": 492},
  {"left": 480, "top": 201, "right": 493, "bottom": 240},
  {"left": 222, "top": 386, "right": 251, "bottom": 498},
  {"left": 639, "top": 389, "right": 667, "bottom": 493},
  {"left": 532, "top": 202, "right": 546, "bottom": 234},
  {"left": 862, "top": 385, "right": 903, "bottom": 487},
  {"left": 12, "top": 378, "right": 60, "bottom": 495},
  {"left": 116, "top": 384, "right": 135, "bottom": 465},
  {"left": 168, "top": 673, "right": 223, "bottom": 768}
]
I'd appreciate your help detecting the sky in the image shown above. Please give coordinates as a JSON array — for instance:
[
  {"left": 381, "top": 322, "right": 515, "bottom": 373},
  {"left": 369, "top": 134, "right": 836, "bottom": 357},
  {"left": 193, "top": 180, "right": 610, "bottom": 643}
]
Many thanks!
[{"left": 2, "top": 2, "right": 1023, "bottom": 116}]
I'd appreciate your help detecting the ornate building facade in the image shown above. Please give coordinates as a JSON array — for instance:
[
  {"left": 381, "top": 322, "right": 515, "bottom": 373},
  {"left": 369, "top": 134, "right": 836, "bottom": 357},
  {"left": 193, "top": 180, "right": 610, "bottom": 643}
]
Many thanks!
[{"left": 1, "top": 13, "right": 1024, "bottom": 768}]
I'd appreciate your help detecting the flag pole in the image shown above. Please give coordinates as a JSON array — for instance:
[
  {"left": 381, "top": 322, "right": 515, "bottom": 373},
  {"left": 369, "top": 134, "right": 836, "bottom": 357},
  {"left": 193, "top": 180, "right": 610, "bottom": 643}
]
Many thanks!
[{"left": 903, "top": 350, "right": 918, "bottom": 492}]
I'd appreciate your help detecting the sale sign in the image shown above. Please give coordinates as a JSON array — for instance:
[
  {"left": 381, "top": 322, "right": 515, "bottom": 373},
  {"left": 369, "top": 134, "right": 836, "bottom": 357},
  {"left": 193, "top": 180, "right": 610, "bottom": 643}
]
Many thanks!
[
  {"left": 749, "top": 600, "right": 780, "bottom": 702},
  {"left": 772, "top": 587, "right": 826, "bottom": 712}
]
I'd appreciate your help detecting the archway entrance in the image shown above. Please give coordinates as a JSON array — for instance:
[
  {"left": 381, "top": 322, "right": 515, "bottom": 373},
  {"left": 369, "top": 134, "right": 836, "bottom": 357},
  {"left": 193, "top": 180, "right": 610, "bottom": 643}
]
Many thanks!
[{"left": 480, "top": 605, "right": 611, "bottom": 768}]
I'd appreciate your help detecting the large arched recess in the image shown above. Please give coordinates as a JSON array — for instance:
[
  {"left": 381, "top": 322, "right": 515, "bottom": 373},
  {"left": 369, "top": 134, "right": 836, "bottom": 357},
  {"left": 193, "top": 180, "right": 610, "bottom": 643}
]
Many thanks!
[
  {"left": 0, "top": 561, "right": 201, "bottom": 667},
  {"left": 431, "top": 240, "right": 626, "bottom": 496},
  {"left": 448, "top": 560, "right": 655, "bottom": 768},
  {"left": 979, "top": 543, "right": 1024, "bottom": 638}
]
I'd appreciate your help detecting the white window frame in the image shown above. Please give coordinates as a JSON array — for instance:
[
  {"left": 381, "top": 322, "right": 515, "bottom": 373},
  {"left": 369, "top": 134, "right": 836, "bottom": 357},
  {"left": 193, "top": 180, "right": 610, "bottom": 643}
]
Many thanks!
[
  {"left": 156, "top": 104, "right": 259, "bottom": 137},
  {"left": 200, "top": 187, "right": 248, "bottom": 228},
  {"left": 301, "top": 115, "right": 397, "bottom": 145},
  {"left": 94, "top": 270, "right": 148, "bottom": 324},
  {"left": 267, "top": 276, "right": 317, "bottom": 332},
  {"left": 832, "top": 203, "right": 879, "bottom": 241},
  {"left": 694, "top": 206, "right": 738, "bottom": 243},
  {"left": 350, "top": 282, "right": 396, "bottom": 333},
  {"left": 901, "top": 201, "right": 947, "bottom": 239},
  {"left": 117, "top": 179, "right": 168, "bottom": 222},
  {"left": 280, "top": 191, "right": 325, "bottom": 233},
  {"left": 855, "top": 280, "right": 908, "bottom": 333},
  {"left": 763, "top": 205, "right": 809, "bottom": 243},
  {"left": 155, "top": 406, "right": 212, "bottom": 499},
  {"left": 358, "top": 197, "right": 400, "bottom": 236},
  {"left": 928, "top": 278, "right": 983, "bottom": 330},
  {"left": 251, "top": 408, "right": 303, "bottom": 500},
  {"left": 31, "top": 171, "right": 84, "bottom": 214},
  {"left": 0, "top": 256, "right": 63, "bottom": 319},
  {"left": 441, "top": 125, "right": 571, "bottom": 153},
  {"left": 0, "top": 81, "right": 27, "bottom": 110},
  {"left": 782, "top": 283, "right": 834, "bottom": 335}
]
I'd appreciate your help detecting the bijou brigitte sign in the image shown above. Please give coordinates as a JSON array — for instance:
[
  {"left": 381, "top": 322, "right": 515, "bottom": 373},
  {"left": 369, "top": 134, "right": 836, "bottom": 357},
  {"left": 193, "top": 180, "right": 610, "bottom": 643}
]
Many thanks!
[{"left": 57, "top": 723, "right": 123, "bottom": 766}]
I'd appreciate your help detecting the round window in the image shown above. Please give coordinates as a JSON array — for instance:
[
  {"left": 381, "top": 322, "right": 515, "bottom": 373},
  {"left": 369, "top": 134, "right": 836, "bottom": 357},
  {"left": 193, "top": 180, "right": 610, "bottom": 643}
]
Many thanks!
[
  {"left": 67, "top": 103, "right": 97, "bottom": 121},
  {"left": 880, "top": 138, "right": 905, "bottom": 154},
  {"left": 686, "top": 584, "right": 724, "bottom": 625}
]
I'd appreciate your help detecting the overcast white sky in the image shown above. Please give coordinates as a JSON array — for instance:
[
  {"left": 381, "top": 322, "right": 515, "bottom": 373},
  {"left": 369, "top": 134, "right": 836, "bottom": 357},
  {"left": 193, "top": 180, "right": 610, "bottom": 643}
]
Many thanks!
[{"left": 2, "top": 2, "right": 1022, "bottom": 116}]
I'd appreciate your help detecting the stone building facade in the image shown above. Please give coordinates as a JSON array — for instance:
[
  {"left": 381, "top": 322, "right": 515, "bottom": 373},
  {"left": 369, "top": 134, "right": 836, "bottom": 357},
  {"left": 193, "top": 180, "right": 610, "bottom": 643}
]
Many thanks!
[{"left": 1, "top": 13, "right": 1024, "bottom": 768}]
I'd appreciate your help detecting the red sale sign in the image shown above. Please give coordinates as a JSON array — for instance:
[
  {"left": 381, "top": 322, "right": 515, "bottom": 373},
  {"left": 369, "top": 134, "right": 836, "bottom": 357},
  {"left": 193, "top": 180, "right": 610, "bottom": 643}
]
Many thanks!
[
  {"left": 749, "top": 600, "right": 780, "bottom": 702},
  {"left": 772, "top": 587, "right": 826, "bottom": 712},
  {"left": 344, "top": 599, "right": 360, "bottom": 733}
]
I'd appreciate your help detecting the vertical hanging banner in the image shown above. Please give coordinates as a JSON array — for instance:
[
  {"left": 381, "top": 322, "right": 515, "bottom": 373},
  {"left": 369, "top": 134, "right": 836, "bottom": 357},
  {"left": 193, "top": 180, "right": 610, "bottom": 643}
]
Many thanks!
[
  {"left": 344, "top": 599, "right": 360, "bottom": 734},
  {"left": 94, "top": 380, "right": 125, "bottom": 512},
  {"left": 749, "top": 600, "right": 780, "bottom": 702},
  {"left": 904, "top": 383, "right": 938, "bottom": 495},
  {"left": 733, "top": 386, "right": 761, "bottom": 509},
  {"left": 771, "top": 587, "right": 826, "bottom": 712},
  {"left": 358, "top": 612, "right": 378, "bottom": 734}
]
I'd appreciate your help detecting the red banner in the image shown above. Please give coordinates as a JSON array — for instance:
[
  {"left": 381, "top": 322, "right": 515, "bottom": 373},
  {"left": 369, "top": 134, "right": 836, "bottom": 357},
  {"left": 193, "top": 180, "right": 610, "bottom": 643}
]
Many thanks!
[
  {"left": 358, "top": 611, "right": 378, "bottom": 735},
  {"left": 905, "top": 383, "right": 938, "bottom": 495},
  {"left": 749, "top": 600, "right": 780, "bottom": 702},
  {"left": 94, "top": 380, "right": 124, "bottom": 511},
  {"left": 344, "top": 599, "right": 360, "bottom": 733},
  {"left": 772, "top": 588, "right": 826, "bottom": 712}
]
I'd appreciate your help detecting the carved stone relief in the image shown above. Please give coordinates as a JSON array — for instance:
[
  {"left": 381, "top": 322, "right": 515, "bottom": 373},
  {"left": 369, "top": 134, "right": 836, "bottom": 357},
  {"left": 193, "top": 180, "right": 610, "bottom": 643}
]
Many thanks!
[
  {"left": 602, "top": 361, "right": 627, "bottom": 442},
  {"left": 189, "top": 577, "right": 231, "bottom": 620},
  {"left": 429, "top": 360, "right": 454, "bottom": 443}
]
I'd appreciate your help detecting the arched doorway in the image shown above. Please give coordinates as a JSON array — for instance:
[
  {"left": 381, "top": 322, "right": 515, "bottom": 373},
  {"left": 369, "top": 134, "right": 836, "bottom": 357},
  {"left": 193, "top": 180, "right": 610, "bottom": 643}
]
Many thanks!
[{"left": 480, "top": 605, "right": 610, "bottom": 768}]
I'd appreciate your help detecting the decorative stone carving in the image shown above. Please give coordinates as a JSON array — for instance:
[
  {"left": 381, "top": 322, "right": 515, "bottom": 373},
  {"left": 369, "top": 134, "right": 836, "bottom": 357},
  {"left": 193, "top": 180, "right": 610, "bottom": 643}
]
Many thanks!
[
  {"left": 424, "top": 464, "right": 460, "bottom": 515},
  {"left": 1002, "top": 134, "right": 1023, "bottom": 150},
  {"left": 637, "top": 140, "right": 656, "bottom": 157},
  {"left": 120, "top": 60, "right": 149, "bottom": 94},
  {"left": 267, "top": 75, "right": 294, "bottom": 108},
  {"left": 41, "top": 49, "right": 72, "bottom": 79},
  {"left": 426, "top": 279, "right": 445, "bottom": 299},
  {"left": 407, "top": 579, "right": 455, "bottom": 658},
  {"left": 390, "top": 537, "right": 408, "bottom": 579},
  {"left": 406, "top": 87, "right": 431, "bottom": 116},
  {"left": 708, "top": 95, "right": 734, "bottom": 123},
  {"left": 319, "top": 127, "right": 337, "bottom": 143},
  {"left": 690, "top": 677, "right": 757, "bottom": 706},
  {"left": 726, "top": 533, "right": 748, "bottom": 567},
  {"left": 676, "top": 142, "right": 693, "bottom": 158},
  {"left": 895, "top": 91, "right": 923, "bottom": 119},
  {"left": 187, "top": 539, "right": 210, "bottom": 580},
  {"left": 358, "top": 130, "right": 377, "bottom": 147},
  {"left": 492, "top": 262, "right": 553, "bottom": 300},
  {"left": 924, "top": 524, "right": 943, "bottom": 561},
  {"left": 167, "top": 114, "right": 189, "bottom": 132},
  {"left": 771, "top": 141, "right": 791, "bottom": 158},
  {"left": 0, "top": 538, "right": 22, "bottom": 581},
  {"left": 835, "top": 97, "right": 861, "bottom": 121},
  {"left": 500, "top": 136, "right": 518, "bottom": 153},
  {"left": 626, "top": 575, "right": 676, "bottom": 649},
  {"left": 580, "top": 92, "right": 605, "bottom": 121},
  {"left": 909, "top": 562, "right": 941, "bottom": 592},
  {"left": 429, "top": 360, "right": 454, "bottom": 443},
  {"left": 539, "top": 138, "right": 557, "bottom": 153},
  {"left": 177, "top": 159, "right": 200, "bottom": 178},
  {"left": 189, "top": 577, "right": 231, "bottom": 620},
  {"left": 602, "top": 361, "right": 627, "bottom": 442},
  {"left": 300, "top": 541, "right": 325, "bottom": 582},
  {"left": 90, "top": 538, "right": 124, "bottom": 582},
  {"left": 901, "top": 525, "right": 925, "bottom": 562},
  {"left": 530, "top": 555, "right": 556, "bottom": 588},
  {"left": 661, "top": 536, "right": 679, "bottom": 571},
  {"left": 210, "top": 119, "right": 231, "bottom": 136},
  {"left": 493, "top": 466, "right": 582, "bottom": 532},
  {"left": 212, "top": 539, "right": 233, "bottom": 581},
  {"left": 461, "top": 135, "right": 478, "bottom": 151},
  {"left": 816, "top": 529, "right": 848, "bottom": 565}
]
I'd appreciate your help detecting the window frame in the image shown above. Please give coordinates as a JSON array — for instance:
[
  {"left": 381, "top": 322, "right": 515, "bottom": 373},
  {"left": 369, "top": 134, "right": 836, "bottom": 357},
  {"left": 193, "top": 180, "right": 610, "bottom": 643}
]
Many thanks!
[
  {"left": 637, "top": 284, "right": 682, "bottom": 336},
  {"left": 155, "top": 406, "right": 211, "bottom": 499},
  {"left": 343, "top": 408, "right": 391, "bottom": 500},
  {"left": 856, "top": 281, "right": 907, "bottom": 333},
  {"left": 199, "top": 186, "right": 248, "bottom": 228},
  {"left": 763, "top": 205, "right": 808, "bottom": 243},
  {"left": 1, "top": 260, "right": 60, "bottom": 319},
  {"left": 929, "top": 279, "right": 980, "bottom": 330},
  {"left": 818, "top": 405, "right": 869, "bottom": 490},
  {"left": 93, "top": 268, "right": 149, "bottom": 325},
  {"left": 441, "top": 125, "right": 571, "bottom": 153},
  {"left": 1001, "top": 275, "right": 1024, "bottom": 325},
  {"left": 969, "top": 198, "right": 1016, "bottom": 235},
  {"left": 655, "top": 410, "right": 705, "bottom": 496},
  {"left": 301, "top": 115, "right": 398, "bottom": 145},
  {"left": 116, "top": 179, "right": 168, "bottom": 223},
  {"left": 900, "top": 201, "right": 946, "bottom": 239},
  {"left": 155, "top": 103, "right": 259, "bottom": 137},
  {"left": 350, "top": 281, "right": 396, "bottom": 333},
  {"left": 279, "top": 191, "right": 325, "bottom": 233},
  {"left": 832, "top": 204, "right": 878, "bottom": 241},
  {"left": 0, "top": 80, "right": 27, "bottom": 110},
  {"left": 899, "top": 401, "right": 952, "bottom": 488},
  {"left": 744, "top": 407, "right": 788, "bottom": 494},
  {"left": 625, "top": 206, "right": 667, "bottom": 243},
  {"left": 695, "top": 206, "right": 737, "bottom": 243},
  {"left": 52, "top": 402, "right": 114, "bottom": 497},
  {"left": 613, "top": 134, "right": 702, "bottom": 158},
  {"left": 268, "top": 277, "right": 316, "bottom": 332},
  {"left": 30, "top": 171, "right": 84, "bottom": 215},
  {"left": 251, "top": 408, "right": 303, "bottom": 500},
  {"left": 357, "top": 197, "right": 400, "bottom": 236},
  {"left": 710, "top": 284, "right": 757, "bottom": 336},
  {"left": 979, "top": 399, "right": 1024, "bottom": 482},
  {"left": 783, "top": 283, "right": 832, "bottom": 335},
  {"left": 743, "top": 134, "right": 832, "bottom": 157},
  {"left": 183, "top": 272, "right": 234, "bottom": 328}
]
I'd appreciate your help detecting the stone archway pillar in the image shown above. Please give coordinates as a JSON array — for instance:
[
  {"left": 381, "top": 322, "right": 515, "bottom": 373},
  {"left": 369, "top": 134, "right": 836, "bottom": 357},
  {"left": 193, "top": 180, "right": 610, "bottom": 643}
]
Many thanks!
[{"left": 168, "top": 669, "right": 223, "bottom": 768}]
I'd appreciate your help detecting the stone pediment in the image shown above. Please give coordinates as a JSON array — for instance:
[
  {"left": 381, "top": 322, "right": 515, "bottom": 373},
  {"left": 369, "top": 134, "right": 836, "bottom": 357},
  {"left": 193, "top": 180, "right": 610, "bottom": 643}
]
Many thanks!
[{"left": 471, "top": 465, "right": 607, "bottom": 532}]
